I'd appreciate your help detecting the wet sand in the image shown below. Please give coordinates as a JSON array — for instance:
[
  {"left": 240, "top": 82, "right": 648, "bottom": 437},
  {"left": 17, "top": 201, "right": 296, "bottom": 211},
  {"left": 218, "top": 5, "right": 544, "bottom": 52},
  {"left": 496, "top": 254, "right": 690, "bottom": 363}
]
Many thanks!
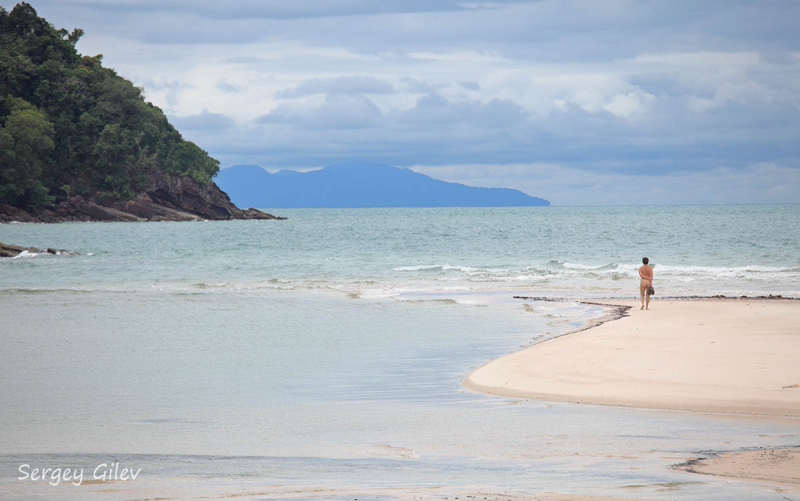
[
  {"left": 677, "top": 446, "right": 800, "bottom": 488},
  {"left": 398, "top": 491, "right": 653, "bottom": 501},
  {"left": 464, "top": 299, "right": 800, "bottom": 416}
]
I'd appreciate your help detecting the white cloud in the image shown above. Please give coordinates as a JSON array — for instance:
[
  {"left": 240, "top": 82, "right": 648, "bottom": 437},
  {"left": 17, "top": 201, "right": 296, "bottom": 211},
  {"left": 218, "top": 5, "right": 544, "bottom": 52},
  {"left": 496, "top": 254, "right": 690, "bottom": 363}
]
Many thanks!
[
  {"left": 603, "top": 90, "right": 656, "bottom": 118},
  {"left": 170, "top": 110, "right": 234, "bottom": 130}
]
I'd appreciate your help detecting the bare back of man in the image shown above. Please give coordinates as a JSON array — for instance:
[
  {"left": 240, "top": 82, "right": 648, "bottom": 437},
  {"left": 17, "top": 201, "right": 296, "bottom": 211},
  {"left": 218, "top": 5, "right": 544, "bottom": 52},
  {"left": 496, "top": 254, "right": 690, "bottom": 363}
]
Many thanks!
[{"left": 639, "top": 258, "right": 653, "bottom": 310}]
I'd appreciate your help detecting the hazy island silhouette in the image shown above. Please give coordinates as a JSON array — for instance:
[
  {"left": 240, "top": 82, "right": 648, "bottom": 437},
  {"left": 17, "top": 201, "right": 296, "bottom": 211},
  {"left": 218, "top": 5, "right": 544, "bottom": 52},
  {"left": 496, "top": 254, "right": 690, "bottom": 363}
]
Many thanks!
[{"left": 215, "top": 162, "right": 550, "bottom": 208}]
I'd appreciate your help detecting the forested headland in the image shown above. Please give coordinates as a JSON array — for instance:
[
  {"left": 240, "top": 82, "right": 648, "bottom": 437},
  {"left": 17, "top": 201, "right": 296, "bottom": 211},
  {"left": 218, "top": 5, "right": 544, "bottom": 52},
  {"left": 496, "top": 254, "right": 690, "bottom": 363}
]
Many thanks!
[{"left": 0, "top": 3, "right": 279, "bottom": 222}]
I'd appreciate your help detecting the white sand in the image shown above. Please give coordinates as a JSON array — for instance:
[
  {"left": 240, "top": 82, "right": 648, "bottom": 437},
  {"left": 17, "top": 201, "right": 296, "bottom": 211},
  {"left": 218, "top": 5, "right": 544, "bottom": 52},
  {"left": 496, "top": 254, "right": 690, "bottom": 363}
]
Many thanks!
[{"left": 464, "top": 299, "right": 800, "bottom": 417}]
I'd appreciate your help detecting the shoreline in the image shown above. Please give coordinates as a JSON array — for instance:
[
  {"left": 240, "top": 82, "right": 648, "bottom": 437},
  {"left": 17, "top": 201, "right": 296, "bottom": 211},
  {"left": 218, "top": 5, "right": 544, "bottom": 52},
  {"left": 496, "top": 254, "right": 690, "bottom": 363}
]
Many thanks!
[
  {"left": 464, "top": 298, "right": 800, "bottom": 417},
  {"left": 674, "top": 447, "right": 800, "bottom": 488},
  {"left": 464, "top": 297, "right": 800, "bottom": 488},
  {"left": 514, "top": 294, "right": 800, "bottom": 301}
]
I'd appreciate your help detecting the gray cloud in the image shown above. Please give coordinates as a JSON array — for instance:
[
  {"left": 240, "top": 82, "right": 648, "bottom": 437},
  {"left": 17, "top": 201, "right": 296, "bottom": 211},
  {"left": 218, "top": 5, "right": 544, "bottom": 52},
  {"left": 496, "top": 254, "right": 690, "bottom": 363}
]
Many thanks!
[
  {"left": 275, "top": 76, "right": 395, "bottom": 99},
  {"left": 19, "top": 0, "right": 800, "bottom": 204},
  {"left": 216, "top": 80, "right": 242, "bottom": 94},
  {"left": 41, "top": 0, "right": 507, "bottom": 20},
  {"left": 399, "top": 78, "right": 444, "bottom": 94},
  {"left": 399, "top": 94, "right": 526, "bottom": 127},
  {"left": 200, "top": 91, "right": 800, "bottom": 177},
  {"left": 257, "top": 93, "right": 384, "bottom": 129},
  {"left": 32, "top": 0, "right": 800, "bottom": 53}
]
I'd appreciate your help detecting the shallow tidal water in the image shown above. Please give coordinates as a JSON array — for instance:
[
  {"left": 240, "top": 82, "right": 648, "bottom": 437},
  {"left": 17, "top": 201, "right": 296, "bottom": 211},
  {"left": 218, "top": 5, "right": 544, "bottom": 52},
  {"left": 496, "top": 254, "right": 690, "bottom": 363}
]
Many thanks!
[{"left": 1, "top": 205, "right": 799, "bottom": 500}]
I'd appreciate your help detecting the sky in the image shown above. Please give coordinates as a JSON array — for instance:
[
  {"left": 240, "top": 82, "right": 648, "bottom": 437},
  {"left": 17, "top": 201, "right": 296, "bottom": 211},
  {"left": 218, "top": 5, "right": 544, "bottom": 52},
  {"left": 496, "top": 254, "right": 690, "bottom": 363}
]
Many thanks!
[{"left": 11, "top": 0, "right": 800, "bottom": 204}]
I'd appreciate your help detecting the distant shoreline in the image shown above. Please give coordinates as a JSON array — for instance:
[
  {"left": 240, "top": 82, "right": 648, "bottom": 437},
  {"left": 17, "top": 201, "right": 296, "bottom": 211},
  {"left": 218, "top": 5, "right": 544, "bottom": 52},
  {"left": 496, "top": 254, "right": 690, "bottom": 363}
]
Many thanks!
[{"left": 215, "top": 163, "right": 550, "bottom": 209}]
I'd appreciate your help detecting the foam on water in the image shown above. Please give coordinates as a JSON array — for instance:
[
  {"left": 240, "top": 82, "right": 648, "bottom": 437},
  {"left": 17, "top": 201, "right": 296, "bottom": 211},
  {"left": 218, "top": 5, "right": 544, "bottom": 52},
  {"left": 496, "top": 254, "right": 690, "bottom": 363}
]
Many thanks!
[
  {"left": 388, "top": 258, "right": 800, "bottom": 294},
  {"left": 12, "top": 250, "right": 41, "bottom": 259}
]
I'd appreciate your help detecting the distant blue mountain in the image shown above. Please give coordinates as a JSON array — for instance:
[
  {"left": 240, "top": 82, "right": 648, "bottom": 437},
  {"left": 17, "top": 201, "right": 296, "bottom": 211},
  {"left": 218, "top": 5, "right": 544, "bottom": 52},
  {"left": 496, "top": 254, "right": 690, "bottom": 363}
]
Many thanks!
[{"left": 214, "top": 162, "right": 550, "bottom": 208}]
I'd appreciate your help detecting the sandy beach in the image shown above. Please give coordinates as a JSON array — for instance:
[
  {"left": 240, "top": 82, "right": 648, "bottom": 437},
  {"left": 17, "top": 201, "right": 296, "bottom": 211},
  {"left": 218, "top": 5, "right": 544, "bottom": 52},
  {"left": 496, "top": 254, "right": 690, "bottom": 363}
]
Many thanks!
[
  {"left": 464, "top": 299, "right": 800, "bottom": 417},
  {"left": 464, "top": 298, "right": 800, "bottom": 489}
]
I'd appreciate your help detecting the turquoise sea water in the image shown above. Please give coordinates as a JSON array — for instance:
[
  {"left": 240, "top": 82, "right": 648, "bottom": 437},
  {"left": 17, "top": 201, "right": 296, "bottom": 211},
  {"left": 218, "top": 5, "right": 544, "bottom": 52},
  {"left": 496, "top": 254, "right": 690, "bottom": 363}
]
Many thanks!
[{"left": 1, "top": 205, "right": 799, "bottom": 500}]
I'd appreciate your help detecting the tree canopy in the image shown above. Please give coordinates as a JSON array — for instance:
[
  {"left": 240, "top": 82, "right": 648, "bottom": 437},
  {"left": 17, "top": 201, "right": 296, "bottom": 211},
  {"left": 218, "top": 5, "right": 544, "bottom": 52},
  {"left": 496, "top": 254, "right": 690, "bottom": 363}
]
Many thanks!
[{"left": 0, "top": 2, "right": 219, "bottom": 208}]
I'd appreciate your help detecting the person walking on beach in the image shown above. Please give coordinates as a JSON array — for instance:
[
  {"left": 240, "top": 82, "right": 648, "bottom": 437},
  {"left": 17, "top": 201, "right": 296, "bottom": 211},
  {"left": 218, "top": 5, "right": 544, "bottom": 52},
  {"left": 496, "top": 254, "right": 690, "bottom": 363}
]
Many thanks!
[{"left": 639, "top": 257, "right": 653, "bottom": 310}]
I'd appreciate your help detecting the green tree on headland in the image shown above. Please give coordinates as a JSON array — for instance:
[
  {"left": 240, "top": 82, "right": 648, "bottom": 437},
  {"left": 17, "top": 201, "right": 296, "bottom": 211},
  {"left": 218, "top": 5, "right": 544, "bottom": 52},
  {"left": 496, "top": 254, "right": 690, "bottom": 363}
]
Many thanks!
[
  {"left": 0, "top": 2, "right": 219, "bottom": 208},
  {"left": 0, "top": 97, "right": 55, "bottom": 206}
]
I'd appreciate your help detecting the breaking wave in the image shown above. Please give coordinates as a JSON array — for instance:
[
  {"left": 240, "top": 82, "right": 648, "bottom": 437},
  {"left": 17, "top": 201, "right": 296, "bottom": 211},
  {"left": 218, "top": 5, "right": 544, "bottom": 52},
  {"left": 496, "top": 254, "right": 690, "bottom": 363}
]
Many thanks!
[
  {"left": 391, "top": 260, "right": 800, "bottom": 285},
  {"left": 13, "top": 250, "right": 42, "bottom": 259}
]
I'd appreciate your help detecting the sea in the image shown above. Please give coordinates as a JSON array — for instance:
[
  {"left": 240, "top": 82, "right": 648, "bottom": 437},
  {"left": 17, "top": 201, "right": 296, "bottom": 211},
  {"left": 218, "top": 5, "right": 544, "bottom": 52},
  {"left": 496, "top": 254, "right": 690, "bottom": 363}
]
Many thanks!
[{"left": 1, "top": 205, "right": 799, "bottom": 500}]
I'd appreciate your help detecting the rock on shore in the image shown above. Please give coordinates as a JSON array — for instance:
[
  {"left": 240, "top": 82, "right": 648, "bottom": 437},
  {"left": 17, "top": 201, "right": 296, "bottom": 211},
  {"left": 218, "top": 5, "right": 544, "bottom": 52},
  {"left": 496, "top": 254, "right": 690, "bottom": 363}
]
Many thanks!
[
  {"left": 0, "top": 242, "right": 78, "bottom": 258},
  {"left": 0, "top": 172, "right": 284, "bottom": 223}
]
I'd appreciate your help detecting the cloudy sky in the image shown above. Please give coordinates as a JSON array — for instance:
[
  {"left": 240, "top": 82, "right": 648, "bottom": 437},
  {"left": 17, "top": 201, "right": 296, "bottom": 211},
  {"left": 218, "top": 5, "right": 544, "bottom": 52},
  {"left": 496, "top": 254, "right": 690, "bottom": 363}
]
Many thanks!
[{"left": 16, "top": 0, "right": 800, "bottom": 204}]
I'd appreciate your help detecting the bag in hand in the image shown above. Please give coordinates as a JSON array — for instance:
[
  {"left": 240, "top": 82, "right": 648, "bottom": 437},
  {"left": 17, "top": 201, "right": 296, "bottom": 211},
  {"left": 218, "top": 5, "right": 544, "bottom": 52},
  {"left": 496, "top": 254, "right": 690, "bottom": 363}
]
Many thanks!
[{"left": 647, "top": 285, "right": 655, "bottom": 296}]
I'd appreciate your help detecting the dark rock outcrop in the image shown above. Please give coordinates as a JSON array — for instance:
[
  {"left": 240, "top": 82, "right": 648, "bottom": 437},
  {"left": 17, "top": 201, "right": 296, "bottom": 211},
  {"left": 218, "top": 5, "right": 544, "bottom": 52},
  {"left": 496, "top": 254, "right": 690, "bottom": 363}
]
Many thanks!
[
  {"left": 0, "top": 172, "right": 285, "bottom": 223},
  {"left": 0, "top": 241, "right": 78, "bottom": 258}
]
